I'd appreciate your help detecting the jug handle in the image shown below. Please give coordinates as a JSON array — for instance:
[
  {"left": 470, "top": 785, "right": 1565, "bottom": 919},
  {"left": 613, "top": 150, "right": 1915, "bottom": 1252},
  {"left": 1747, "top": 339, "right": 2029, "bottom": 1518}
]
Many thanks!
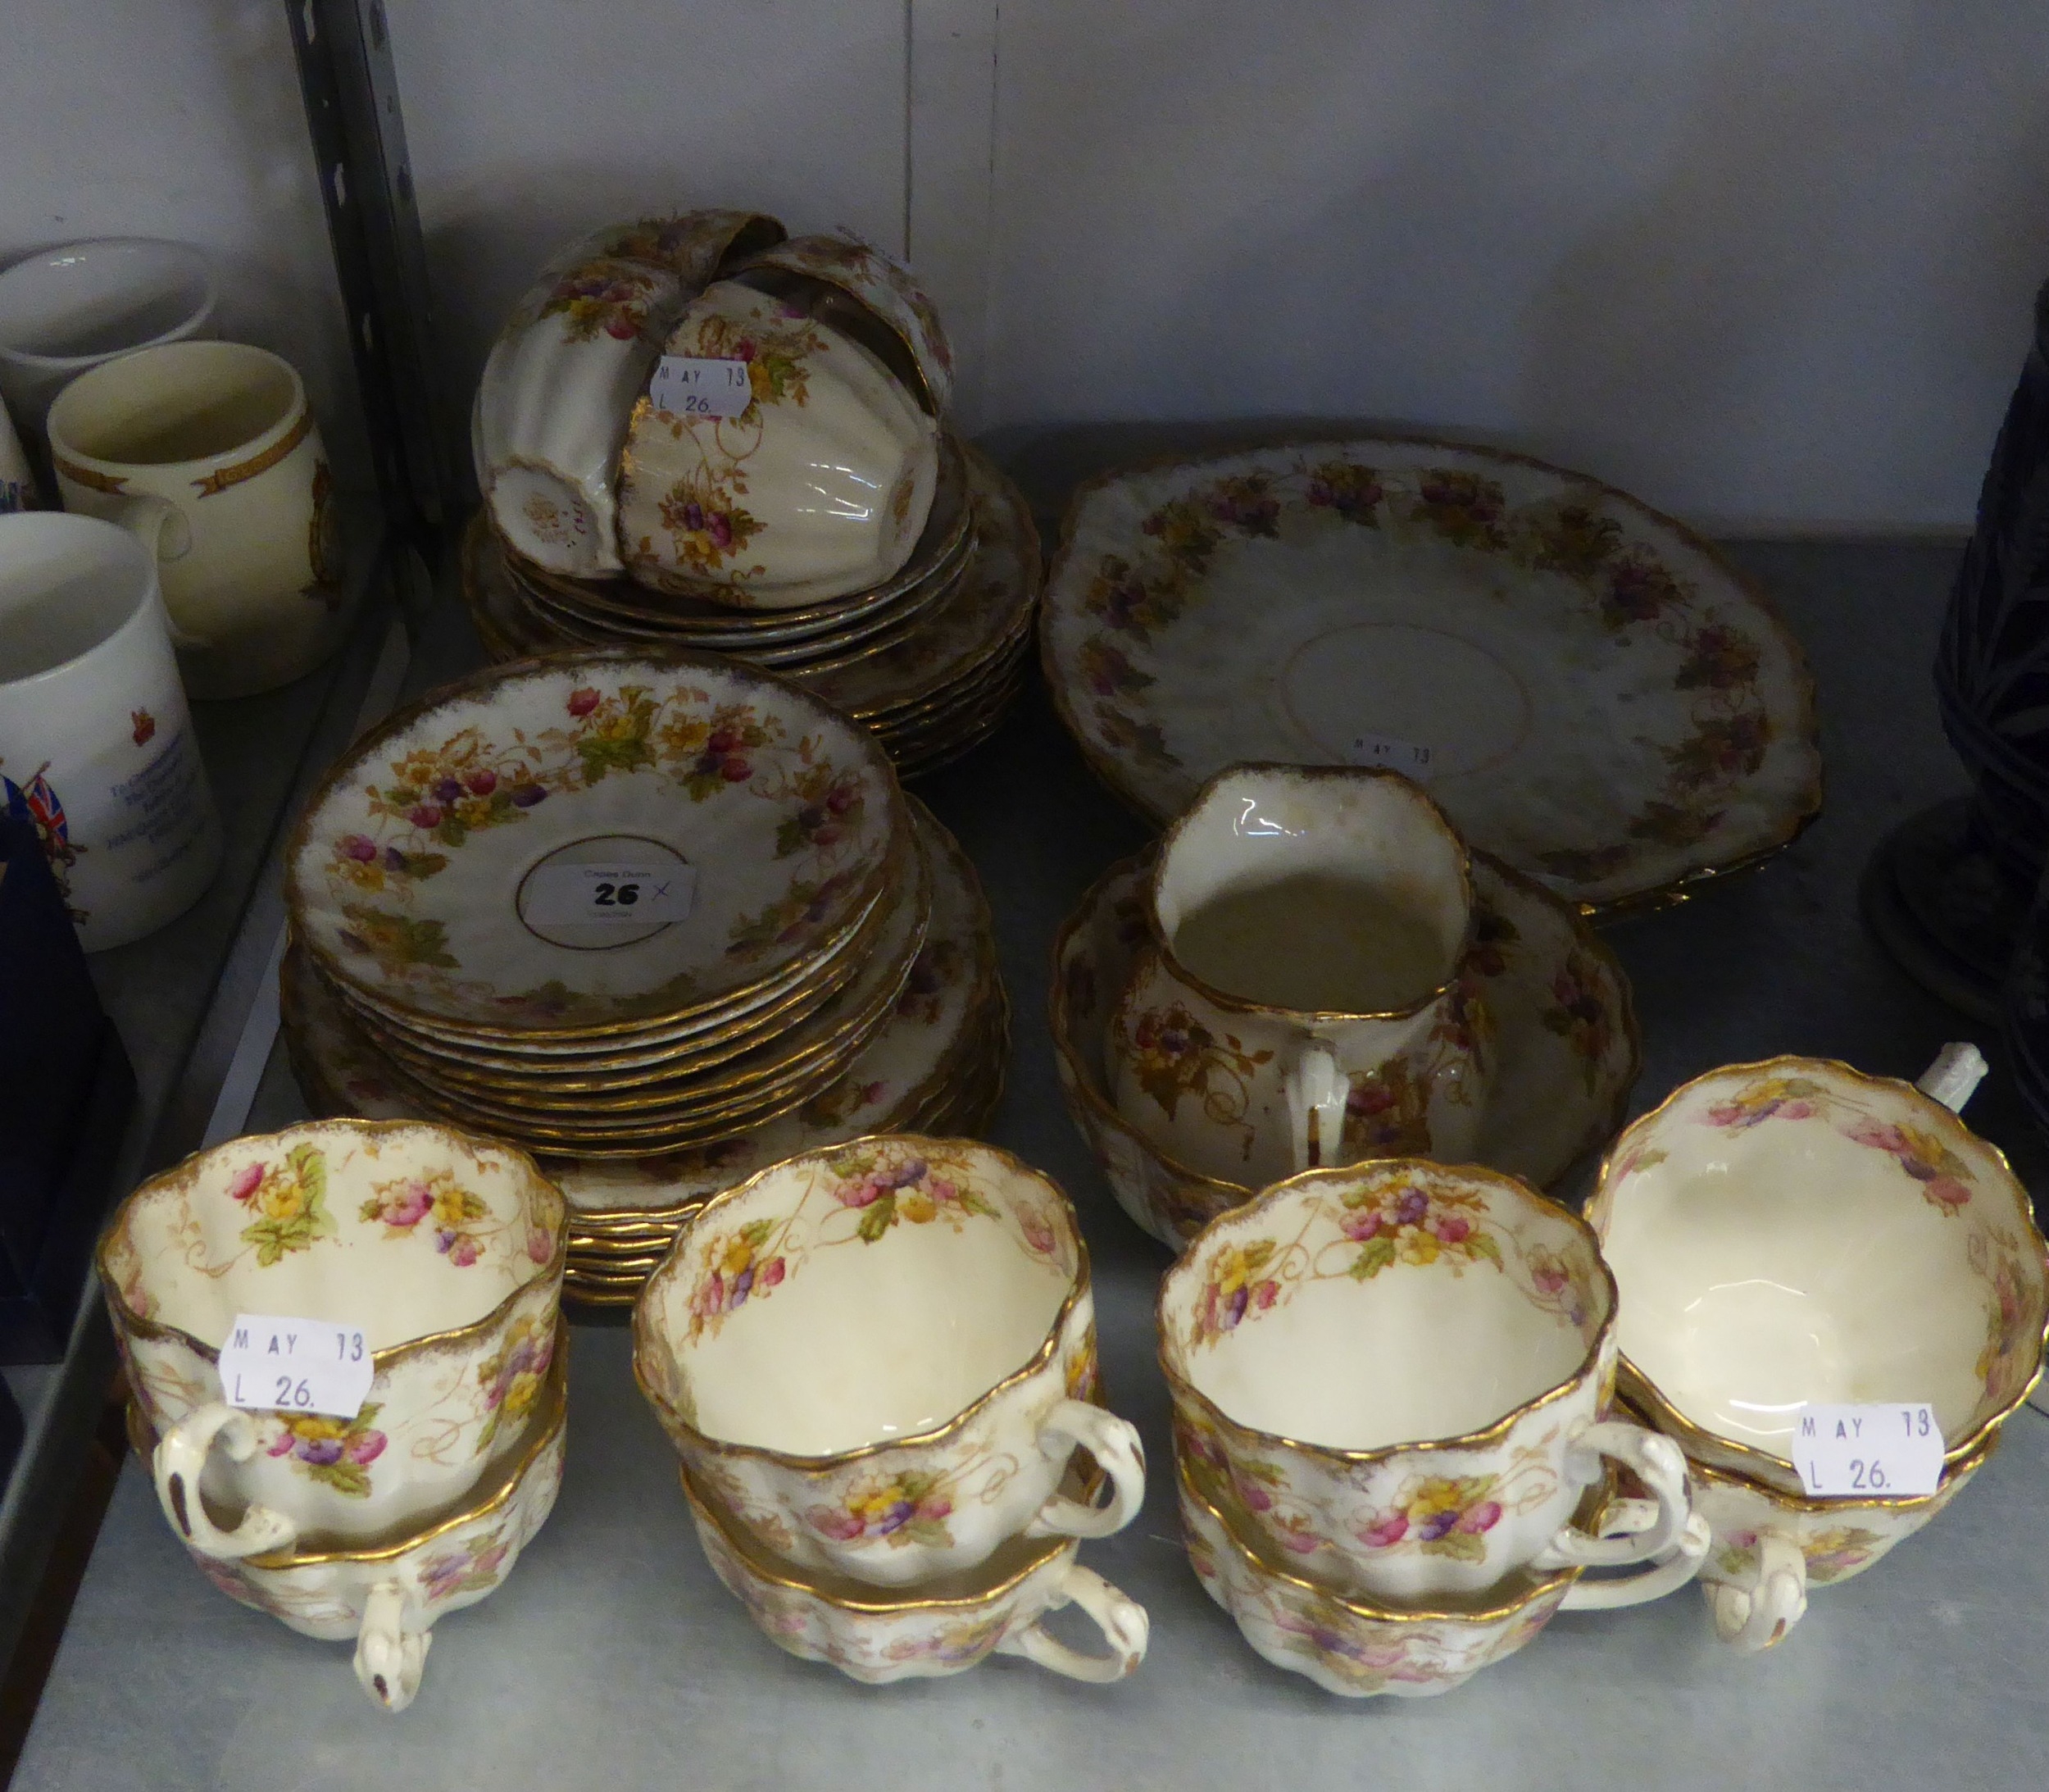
[
  {"left": 1283, "top": 1040, "right": 1350, "bottom": 1171},
  {"left": 152, "top": 1402, "right": 300, "bottom": 1560},
  {"left": 1917, "top": 1043, "right": 1988, "bottom": 1114}
]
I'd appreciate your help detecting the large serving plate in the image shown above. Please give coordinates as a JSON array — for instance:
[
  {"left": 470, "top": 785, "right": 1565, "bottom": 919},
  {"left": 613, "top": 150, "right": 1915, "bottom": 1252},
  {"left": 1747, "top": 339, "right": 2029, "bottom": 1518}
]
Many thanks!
[
  {"left": 285, "top": 651, "right": 902, "bottom": 1034},
  {"left": 1051, "top": 845, "right": 1640, "bottom": 1249},
  {"left": 1041, "top": 439, "right": 1822, "bottom": 912}
]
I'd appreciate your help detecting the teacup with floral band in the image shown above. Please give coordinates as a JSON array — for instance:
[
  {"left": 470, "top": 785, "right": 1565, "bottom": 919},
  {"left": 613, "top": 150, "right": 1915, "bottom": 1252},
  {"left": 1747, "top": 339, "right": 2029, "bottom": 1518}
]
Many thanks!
[
  {"left": 1586, "top": 1052, "right": 2049, "bottom": 1502},
  {"left": 1158, "top": 1159, "right": 1706, "bottom": 1607},
  {"left": 98, "top": 1119, "right": 566, "bottom": 1561},
  {"left": 634, "top": 1135, "right": 1146, "bottom": 1588},
  {"left": 1108, "top": 765, "right": 1493, "bottom": 1189}
]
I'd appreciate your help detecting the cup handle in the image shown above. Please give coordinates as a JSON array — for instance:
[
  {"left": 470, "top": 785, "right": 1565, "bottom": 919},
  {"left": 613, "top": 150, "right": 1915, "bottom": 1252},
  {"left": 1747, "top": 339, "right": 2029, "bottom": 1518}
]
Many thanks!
[
  {"left": 994, "top": 1563, "right": 1149, "bottom": 1683},
  {"left": 1282, "top": 1040, "right": 1349, "bottom": 1171},
  {"left": 98, "top": 492, "right": 206, "bottom": 648},
  {"left": 1917, "top": 1042, "right": 1988, "bottom": 1115},
  {"left": 354, "top": 1577, "right": 433, "bottom": 1712},
  {"left": 1022, "top": 1399, "right": 1147, "bottom": 1541},
  {"left": 1533, "top": 1421, "right": 1711, "bottom": 1611},
  {"left": 1704, "top": 1530, "right": 1808, "bottom": 1652},
  {"left": 152, "top": 1402, "right": 299, "bottom": 1561}
]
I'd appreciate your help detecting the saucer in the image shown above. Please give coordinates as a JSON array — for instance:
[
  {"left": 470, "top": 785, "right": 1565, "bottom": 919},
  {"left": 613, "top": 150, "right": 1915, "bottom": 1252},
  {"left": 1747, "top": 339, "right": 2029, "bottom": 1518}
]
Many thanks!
[
  {"left": 1051, "top": 845, "right": 1640, "bottom": 1248},
  {"left": 1041, "top": 438, "right": 1823, "bottom": 913}
]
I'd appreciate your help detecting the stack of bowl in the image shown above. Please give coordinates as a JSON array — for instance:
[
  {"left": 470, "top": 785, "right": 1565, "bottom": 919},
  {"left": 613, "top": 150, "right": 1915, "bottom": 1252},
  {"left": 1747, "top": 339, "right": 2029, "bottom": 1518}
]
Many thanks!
[
  {"left": 279, "top": 648, "right": 1006, "bottom": 1302},
  {"left": 631, "top": 1138, "right": 1151, "bottom": 1687},
  {"left": 466, "top": 215, "right": 1037, "bottom": 777},
  {"left": 1585, "top": 1053, "right": 2049, "bottom": 1651}
]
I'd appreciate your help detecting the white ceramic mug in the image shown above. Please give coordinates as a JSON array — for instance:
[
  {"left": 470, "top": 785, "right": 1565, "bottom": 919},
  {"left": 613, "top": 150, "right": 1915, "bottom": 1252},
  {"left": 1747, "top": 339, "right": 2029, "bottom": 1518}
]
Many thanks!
[
  {"left": 0, "top": 512, "right": 220, "bottom": 949},
  {"left": 48, "top": 340, "right": 351, "bottom": 698},
  {"left": 0, "top": 398, "right": 36, "bottom": 513},
  {"left": 0, "top": 238, "right": 217, "bottom": 432}
]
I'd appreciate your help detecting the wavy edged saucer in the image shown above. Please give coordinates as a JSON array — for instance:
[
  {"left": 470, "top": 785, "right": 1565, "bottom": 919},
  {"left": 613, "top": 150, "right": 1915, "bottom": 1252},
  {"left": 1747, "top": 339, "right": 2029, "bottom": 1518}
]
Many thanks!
[
  {"left": 285, "top": 648, "right": 903, "bottom": 1037},
  {"left": 1051, "top": 845, "right": 1640, "bottom": 1249},
  {"left": 1041, "top": 437, "right": 1823, "bottom": 914}
]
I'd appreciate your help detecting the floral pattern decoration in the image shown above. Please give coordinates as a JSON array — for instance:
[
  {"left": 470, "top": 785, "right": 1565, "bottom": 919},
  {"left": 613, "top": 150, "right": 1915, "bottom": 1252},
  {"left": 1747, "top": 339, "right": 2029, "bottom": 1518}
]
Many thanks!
[
  {"left": 806, "top": 1470, "right": 955, "bottom": 1550},
  {"left": 1117, "top": 998, "right": 1274, "bottom": 1162},
  {"left": 475, "top": 1317, "right": 556, "bottom": 1454},
  {"left": 226, "top": 1144, "right": 336, "bottom": 1267},
  {"left": 264, "top": 1404, "right": 387, "bottom": 1497}
]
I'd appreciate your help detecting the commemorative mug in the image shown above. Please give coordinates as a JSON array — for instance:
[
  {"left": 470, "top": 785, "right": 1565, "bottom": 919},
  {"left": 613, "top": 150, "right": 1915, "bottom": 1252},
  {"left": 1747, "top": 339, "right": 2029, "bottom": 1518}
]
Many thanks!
[
  {"left": 0, "top": 512, "right": 220, "bottom": 949},
  {"left": 1158, "top": 1158, "right": 1706, "bottom": 1608},
  {"left": 98, "top": 1119, "right": 568, "bottom": 1561},
  {"left": 1108, "top": 764, "right": 1490, "bottom": 1186},
  {"left": 48, "top": 339, "right": 351, "bottom": 698},
  {"left": 1587, "top": 1045, "right": 2049, "bottom": 1648},
  {"left": 634, "top": 1135, "right": 1147, "bottom": 1587}
]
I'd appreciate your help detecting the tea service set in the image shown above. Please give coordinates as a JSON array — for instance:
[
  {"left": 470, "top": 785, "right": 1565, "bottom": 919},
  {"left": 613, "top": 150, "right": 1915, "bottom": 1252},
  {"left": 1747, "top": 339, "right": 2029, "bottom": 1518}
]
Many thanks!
[{"left": 0, "top": 237, "right": 359, "bottom": 950}]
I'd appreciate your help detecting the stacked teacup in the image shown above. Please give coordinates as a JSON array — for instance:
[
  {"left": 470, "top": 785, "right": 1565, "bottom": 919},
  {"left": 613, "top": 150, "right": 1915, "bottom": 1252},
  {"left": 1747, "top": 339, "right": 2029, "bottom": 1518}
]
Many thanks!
[
  {"left": 1585, "top": 1046, "right": 2049, "bottom": 1651},
  {"left": 633, "top": 1135, "right": 1153, "bottom": 1685},
  {"left": 98, "top": 1119, "right": 570, "bottom": 1711}
]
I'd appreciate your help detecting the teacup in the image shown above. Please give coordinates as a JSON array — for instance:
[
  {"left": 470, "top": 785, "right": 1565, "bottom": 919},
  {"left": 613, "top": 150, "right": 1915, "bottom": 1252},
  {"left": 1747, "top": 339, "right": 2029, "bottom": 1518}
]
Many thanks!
[
  {"left": 48, "top": 339, "right": 352, "bottom": 698},
  {"left": 634, "top": 1135, "right": 1147, "bottom": 1587},
  {"left": 1586, "top": 1053, "right": 2049, "bottom": 1499},
  {"left": 683, "top": 1467, "right": 1148, "bottom": 1685},
  {"left": 1108, "top": 765, "right": 1490, "bottom": 1187},
  {"left": 1179, "top": 1463, "right": 1576, "bottom": 1699},
  {"left": 0, "top": 511, "right": 222, "bottom": 948},
  {"left": 1158, "top": 1158, "right": 1704, "bottom": 1606},
  {"left": 129, "top": 1325, "right": 568, "bottom": 1712},
  {"left": 98, "top": 1118, "right": 568, "bottom": 1560}
]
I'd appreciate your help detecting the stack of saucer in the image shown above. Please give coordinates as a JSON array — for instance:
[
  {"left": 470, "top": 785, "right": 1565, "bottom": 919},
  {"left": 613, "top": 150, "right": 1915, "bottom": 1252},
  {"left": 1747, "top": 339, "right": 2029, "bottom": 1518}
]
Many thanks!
[
  {"left": 463, "top": 442, "right": 1039, "bottom": 780},
  {"left": 282, "top": 788, "right": 1009, "bottom": 1304},
  {"left": 281, "top": 650, "right": 956, "bottom": 1253}
]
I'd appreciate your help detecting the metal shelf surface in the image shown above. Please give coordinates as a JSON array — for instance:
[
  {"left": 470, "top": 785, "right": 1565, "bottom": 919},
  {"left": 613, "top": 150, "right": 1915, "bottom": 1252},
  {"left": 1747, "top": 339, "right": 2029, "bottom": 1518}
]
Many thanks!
[{"left": 14, "top": 444, "right": 2046, "bottom": 1787}]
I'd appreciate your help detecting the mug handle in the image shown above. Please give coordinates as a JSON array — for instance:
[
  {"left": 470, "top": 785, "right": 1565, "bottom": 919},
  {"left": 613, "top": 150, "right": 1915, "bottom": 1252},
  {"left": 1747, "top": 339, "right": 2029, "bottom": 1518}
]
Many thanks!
[
  {"left": 1022, "top": 1399, "right": 1147, "bottom": 1542},
  {"left": 1282, "top": 1040, "right": 1349, "bottom": 1171},
  {"left": 1703, "top": 1530, "right": 1808, "bottom": 1652},
  {"left": 355, "top": 1577, "right": 434, "bottom": 1712},
  {"left": 152, "top": 1402, "right": 300, "bottom": 1560},
  {"left": 994, "top": 1563, "right": 1149, "bottom": 1683},
  {"left": 1533, "top": 1421, "right": 1711, "bottom": 1610},
  {"left": 99, "top": 492, "right": 206, "bottom": 648}
]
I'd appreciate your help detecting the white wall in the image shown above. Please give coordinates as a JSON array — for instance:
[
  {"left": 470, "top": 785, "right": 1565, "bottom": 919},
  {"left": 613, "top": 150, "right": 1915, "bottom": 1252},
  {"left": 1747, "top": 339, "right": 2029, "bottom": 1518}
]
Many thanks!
[{"left": 5, "top": 0, "right": 2046, "bottom": 530}]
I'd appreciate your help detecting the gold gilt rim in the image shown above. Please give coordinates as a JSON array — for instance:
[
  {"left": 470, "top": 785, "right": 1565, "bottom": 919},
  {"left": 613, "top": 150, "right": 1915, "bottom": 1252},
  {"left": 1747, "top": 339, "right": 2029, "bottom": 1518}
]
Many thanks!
[
  {"left": 679, "top": 1462, "right": 1077, "bottom": 1612},
  {"left": 98, "top": 1117, "right": 570, "bottom": 1367},
  {"left": 874, "top": 648, "right": 1032, "bottom": 750},
  {"left": 1033, "top": 428, "right": 1825, "bottom": 921},
  {"left": 281, "top": 644, "right": 906, "bottom": 1043},
  {"left": 50, "top": 344, "right": 308, "bottom": 486},
  {"left": 1047, "top": 842, "right": 1643, "bottom": 1210},
  {"left": 859, "top": 604, "right": 1035, "bottom": 731},
  {"left": 1613, "top": 1390, "right": 2002, "bottom": 1515},
  {"left": 1590, "top": 1052, "right": 2049, "bottom": 1482},
  {"left": 1156, "top": 1157, "right": 1620, "bottom": 1471},
  {"left": 1177, "top": 1458, "right": 1579, "bottom": 1625},
  {"left": 125, "top": 1322, "right": 570, "bottom": 1568},
  {"left": 633, "top": 1134, "right": 1092, "bottom": 1472},
  {"left": 1143, "top": 761, "right": 1477, "bottom": 1025}
]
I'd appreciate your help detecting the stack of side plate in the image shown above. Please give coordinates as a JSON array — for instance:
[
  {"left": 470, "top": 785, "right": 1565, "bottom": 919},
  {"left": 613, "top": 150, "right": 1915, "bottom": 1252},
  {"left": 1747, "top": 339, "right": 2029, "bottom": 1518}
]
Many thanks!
[
  {"left": 281, "top": 802, "right": 1008, "bottom": 1304},
  {"left": 465, "top": 443, "right": 1040, "bottom": 781}
]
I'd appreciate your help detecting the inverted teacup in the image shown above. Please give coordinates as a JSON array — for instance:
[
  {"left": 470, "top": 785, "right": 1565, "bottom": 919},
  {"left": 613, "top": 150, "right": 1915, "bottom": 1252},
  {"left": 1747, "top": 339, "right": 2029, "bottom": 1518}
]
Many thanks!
[
  {"left": 1586, "top": 1053, "right": 2049, "bottom": 1499},
  {"left": 98, "top": 1118, "right": 568, "bottom": 1560},
  {"left": 1158, "top": 1159, "right": 1703, "bottom": 1606},
  {"left": 1109, "top": 765, "right": 1490, "bottom": 1187},
  {"left": 634, "top": 1135, "right": 1146, "bottom": 1587}
]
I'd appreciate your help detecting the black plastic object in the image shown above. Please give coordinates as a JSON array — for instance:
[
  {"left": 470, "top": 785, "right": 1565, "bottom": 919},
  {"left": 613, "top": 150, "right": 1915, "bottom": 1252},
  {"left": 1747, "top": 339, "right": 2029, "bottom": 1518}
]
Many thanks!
[{"left": 0, "top": 792, "right": 135, "bottom": 1363}]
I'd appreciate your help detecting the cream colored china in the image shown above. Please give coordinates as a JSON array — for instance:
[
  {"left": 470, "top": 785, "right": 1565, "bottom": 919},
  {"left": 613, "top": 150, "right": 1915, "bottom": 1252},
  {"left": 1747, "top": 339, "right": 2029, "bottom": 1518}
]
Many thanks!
[
  {"left": 1056, "top": 847, "right": 1638, "bottom": 1250},
  {"left": 617, "top": 278, "right": 939, "bottom": 608},
  {"left": 1041, "top": 437, "right": 1823, "bottom": 912},
  {"left": 48, "top": 341, "right": 350, "bottom": 698},
  {"left": 684, "top": 1467, "right": 1146, "bottom": 1685},
  {"left": 0, "top": 512, "right": 222, "bottom": 948},
  {"left": 1160, "top": 1159, "right": 1703, "bottom": 1606},
  {"left": 635, "top": 1137, "right": 1145, "bottom": 1586},
  {"left": 0, "top": 238, "right": 217, "bottom": 430},
  {"left": 285, "top": 649, "right": 902, "bottom": 1035},
  {"left": 128, "top": 1327, "right": 567, "bottom": 1713},
  {"left": 1586, "top": 1053, "right": 2049, "bottom": 1499},
  {"left": 728, "top": 230, "right": 954, "bottom": 416},
  {"left": 98, "top": 1119, "right": 567, "bottom": 1560},
  {"left": 475, "top": 212, "right": 785, "bottom": 579},
  {"left": 1179, "top": 1462, "right": 1574, "bottom": 1699},
  {"left": 1110, "top": 766, "right": 1489, "bottom": 1186}
]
